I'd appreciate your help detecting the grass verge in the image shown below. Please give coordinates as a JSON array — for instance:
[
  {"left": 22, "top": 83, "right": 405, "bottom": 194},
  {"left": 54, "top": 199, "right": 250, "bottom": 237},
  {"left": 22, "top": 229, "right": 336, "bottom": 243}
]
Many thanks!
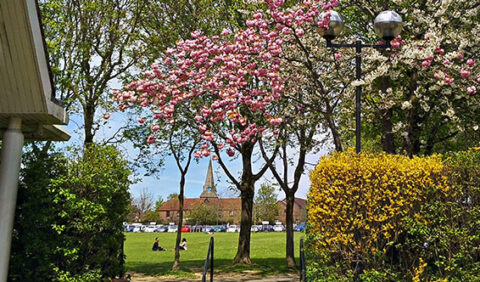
[{"left": 124, "top": 232, "right": 303, "bottom": 277}]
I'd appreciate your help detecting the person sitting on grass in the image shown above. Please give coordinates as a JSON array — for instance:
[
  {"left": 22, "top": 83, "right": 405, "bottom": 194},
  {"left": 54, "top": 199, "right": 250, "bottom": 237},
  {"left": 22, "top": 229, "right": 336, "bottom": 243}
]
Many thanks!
[
  {"left": 152, "top": 237, "right": 166, "bottom": 251},
  {"left": 179, "top": 238, "right": 187, "bottom": 251}
]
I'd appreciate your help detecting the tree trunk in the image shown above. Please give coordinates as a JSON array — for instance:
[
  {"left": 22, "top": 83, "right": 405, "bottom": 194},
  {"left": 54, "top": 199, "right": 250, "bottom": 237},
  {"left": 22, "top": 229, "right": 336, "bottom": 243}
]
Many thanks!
[
  {"left": 172, "top": 174, "right": 185, "bottom": 270},
  {"left": 84, "top": 103, "right": 95, "bottom": 145},
  {"left": 381, "top": 108, "right": 395, "bottom": 154},
  {"left": 285, "top": 192, "right": 296, "bottom": 268},
  {"left": 326, "top": 116, "right": 343, "bottom": 152},
  {"left": 380, "top": 77, "right": 395, "bottom": 154},
  {"left": 233, "top": 185, "right": 254, "bottom": 264}
]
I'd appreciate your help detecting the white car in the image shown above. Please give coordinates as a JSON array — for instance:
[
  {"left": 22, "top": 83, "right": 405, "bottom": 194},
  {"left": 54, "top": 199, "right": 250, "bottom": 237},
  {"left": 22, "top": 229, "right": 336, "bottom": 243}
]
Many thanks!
[
  {"left": 227, "top": 225, "right": 238, "bottom": 232},
  {"left": 168, "top": 225, "right": 178, "bottom": 232},
  {"left": 273, "top": 224, "right": 285, "bottom": 232},
  {"left": 251, "top": 225, "right": 260, "bottom": 232},
  {"left": 144, "top": 225, "right": 157, "bottom": 233}
]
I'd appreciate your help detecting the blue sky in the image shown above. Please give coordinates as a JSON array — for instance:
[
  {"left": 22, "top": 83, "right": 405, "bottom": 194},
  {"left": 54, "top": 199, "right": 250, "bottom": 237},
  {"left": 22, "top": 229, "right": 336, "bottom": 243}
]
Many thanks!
[{"left": 62, "top": 110, "right": 329, "bottom": 202}]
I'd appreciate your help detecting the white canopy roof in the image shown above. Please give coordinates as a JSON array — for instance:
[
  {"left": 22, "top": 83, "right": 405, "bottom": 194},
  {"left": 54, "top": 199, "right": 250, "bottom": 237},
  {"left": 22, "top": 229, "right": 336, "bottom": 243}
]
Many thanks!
[{"left": 0, "top": 0, "right": 69, "bottom": 141}]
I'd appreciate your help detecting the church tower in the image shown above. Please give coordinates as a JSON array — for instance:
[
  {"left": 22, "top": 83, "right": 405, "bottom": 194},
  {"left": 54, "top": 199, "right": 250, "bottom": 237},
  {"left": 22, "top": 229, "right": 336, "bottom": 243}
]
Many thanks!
[{"left": 200, "top": 159, "right": 218, "bottom": 198}]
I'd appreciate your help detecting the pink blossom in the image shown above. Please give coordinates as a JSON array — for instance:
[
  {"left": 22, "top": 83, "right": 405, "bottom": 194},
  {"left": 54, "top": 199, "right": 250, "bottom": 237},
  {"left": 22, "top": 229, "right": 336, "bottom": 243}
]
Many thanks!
[
  {"left": 138, "top": 117, "right": 146, "bottom": 124},
  {"left": 334, "top": 53, "right": 342, "bottom": 60},
  {"left": 445, "top": 75, "right": 454, "bottom": 84},
  {"left": 151, "top": 124, "right": 160, "bottom": 131},
  {"left": 212, "top": 154, "right": 219, "bottom": 160},
  {"left": 201, "top": 148, "right": 211, "bottom": 157},
  {"left": 391, "top": 39, "right": 401, "bottom": 48},
  {"left": 194, "top": 115, "right": 203, "bottom": 122},
  {"left": 477, "top": 76, "right": 480, "bottom": 83},
  {"left": 457, "top": 52, "right": 464, "bottom": 60},
  {"left": 435, "top": 47, "right": 444, "bottom": 54},
  {"left": 217, "top": 143, "right": 224, "bottom": 150},
  {"left": 460, "top": 68, "right": 471, "bottom": 78},
  {"left": 221, "top": 29, "right": 230, "bottom": 36},
  {"left": 422, "top": 60, "right": 431, "bottom": 67},
  {"left": 226, "top": 148, "right": 235, "bottom": 157},
  {"left": 103, "top": 113, "right": 110, "bottom": 120},
  {"left": 467, "top": 86, "right": 476, "bottom": 95},
  {"left": 268, "top": 117, "right": 283, "bottom": 126},
  {"left": 147, "top": 135, "right": 156, "bottom": 144},
  {"left": 443, "top": 59, "right": 451, "bottom": 65},
  {"left": 194, "top": 151, "right": 202, "bottom": 158},
  {"left": 295, "top": 28, "right": 305, "bottom": 37},
  {"left": 467, "top": 59, "right": 475, "bottom": 67}
]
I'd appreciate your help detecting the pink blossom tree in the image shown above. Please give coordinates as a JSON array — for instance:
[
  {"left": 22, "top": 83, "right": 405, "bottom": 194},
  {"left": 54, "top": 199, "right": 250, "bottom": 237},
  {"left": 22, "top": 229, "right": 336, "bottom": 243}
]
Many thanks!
[{"left": 114, "top": 0, "right": 341, "bottom": 266}]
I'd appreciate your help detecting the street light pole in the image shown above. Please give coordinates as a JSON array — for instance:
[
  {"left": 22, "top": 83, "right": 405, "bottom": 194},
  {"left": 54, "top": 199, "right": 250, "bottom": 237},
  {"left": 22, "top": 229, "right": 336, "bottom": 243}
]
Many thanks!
[
  {"left": 320, "top": 10, "right": 403, "bottom": 153},
  {"left": 355, "top": 40, "right": 362, "bottom": 154}
]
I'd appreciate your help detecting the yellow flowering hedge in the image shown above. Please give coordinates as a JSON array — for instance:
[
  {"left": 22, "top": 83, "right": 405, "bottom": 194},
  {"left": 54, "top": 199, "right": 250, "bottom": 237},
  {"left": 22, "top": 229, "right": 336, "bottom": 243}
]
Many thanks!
[{"left": 307, "top": 149, "right": 451, "bottom": 273}]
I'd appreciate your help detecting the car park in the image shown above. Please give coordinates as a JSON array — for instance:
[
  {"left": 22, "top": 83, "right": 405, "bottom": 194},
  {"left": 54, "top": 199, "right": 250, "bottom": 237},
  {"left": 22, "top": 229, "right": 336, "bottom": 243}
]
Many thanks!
[
  {"left": 181, "top": 226, "right": 191, "bottom": 232},
  {"left": 251, "top": 225, "right": 261, "bottom": 232},
  {"left": 273, "top": 224, "right": 285, "bottom": 232},
  {"left": 227, "top": 225, "right": 238, "bottom": 232}
]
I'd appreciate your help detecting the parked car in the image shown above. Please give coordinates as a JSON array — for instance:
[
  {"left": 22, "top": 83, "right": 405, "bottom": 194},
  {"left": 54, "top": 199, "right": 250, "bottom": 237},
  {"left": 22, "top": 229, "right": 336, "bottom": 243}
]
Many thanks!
[
  {"left": 261, "top": 225, "right": 274, "bottom": 232},
  {"left": 144, "top": 225, "right": 157, "bottom": 233},
  {"left": 273, "top": 224, "right": 285, "bottom": 232},
  {"left": 181, "top": 226, "right": 191, "bottom": 232},
  {"left": 203, "top": 226, "right": 214, "bottom": 233},
  {"left": 213, "top": 225, "right": 226, "bottom": 232},
  {"left": 155, "top": 226, "right": 168, "bottom": 232},
  {"left": 251, "top": 225, "right": 260, "bottom": 232},
  {"left": 168, "top": 225, "right": 178, "bottom": 232},
  {"left": 227, "top": 225, "right": 238, "bottom": 232},
  {"left": 295, "top": 222, "right": 306, "bottom": 232}
]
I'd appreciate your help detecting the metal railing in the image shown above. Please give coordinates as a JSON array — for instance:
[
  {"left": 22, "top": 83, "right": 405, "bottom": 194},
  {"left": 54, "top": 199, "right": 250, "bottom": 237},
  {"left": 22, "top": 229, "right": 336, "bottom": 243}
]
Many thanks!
[
  {"left": 299, "top": 238, "right": 306, "bottom": 282},
  {"left": 202, "top": 237, "right": 214, "bottom": 282}
]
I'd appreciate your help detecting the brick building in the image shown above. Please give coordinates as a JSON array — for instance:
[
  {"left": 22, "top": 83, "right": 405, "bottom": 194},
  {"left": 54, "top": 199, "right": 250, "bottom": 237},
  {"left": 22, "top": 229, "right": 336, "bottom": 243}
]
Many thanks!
[
  {"left": 275, "top": 198, "right": 307, "bottom": 224},
  {"left": 158, "top": 160, "right": 242, "bottom": 224},
  {"left": 158, "top": 160, "right": 307, "bottom": 225}
]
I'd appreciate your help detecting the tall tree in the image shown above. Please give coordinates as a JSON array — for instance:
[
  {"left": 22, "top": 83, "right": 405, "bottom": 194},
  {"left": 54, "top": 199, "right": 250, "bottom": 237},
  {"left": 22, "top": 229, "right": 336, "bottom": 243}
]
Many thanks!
[
  {"left": 332, "top": 0, "right": 480, "bottom": 155},
  {"left": 154, "top": 195, "right": 165, "bottom": 211},
  {"left": 40, "top": 0, "right": 145, "bottom": 144},
  {"left": 133, "top": 188, "right": 155, "bottom": 215},
  {"left": 167, "top": 193, "right": 179, "bottom": 201},
  {"left": 253, "top": 184, "right": 279, "bottom": 224}
]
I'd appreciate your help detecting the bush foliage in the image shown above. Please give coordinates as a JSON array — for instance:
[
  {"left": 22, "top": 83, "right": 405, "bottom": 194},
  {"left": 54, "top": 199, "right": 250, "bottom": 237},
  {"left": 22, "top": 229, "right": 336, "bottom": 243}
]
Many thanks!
[
  {"left": 307, "top": 148, "right": 480, "bottom": 281},
  {"left": 9, "top": 144, "right": 131, "bottom": 281}
]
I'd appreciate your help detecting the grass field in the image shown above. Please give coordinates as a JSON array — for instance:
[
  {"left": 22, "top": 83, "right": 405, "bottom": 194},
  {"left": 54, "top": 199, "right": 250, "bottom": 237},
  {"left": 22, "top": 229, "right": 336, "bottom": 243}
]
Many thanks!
[{"left": 124, "top": 232, "right": 304, "bottom": 277}]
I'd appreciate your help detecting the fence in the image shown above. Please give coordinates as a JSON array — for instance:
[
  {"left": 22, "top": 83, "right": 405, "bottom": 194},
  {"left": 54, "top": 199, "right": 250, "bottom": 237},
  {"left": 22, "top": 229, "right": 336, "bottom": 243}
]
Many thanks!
[
  {"left": 202, "top": 237, "right": 214, "bottom": 282},
  {"left": 299, "top": 238, "right": 306, "bottom": 282}
]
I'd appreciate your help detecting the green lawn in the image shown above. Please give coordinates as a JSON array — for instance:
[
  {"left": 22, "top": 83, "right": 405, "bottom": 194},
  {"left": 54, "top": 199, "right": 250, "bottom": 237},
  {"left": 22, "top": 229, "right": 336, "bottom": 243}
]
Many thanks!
[{"left": 124, "top": 232, "right": 304, "bottom": 277}]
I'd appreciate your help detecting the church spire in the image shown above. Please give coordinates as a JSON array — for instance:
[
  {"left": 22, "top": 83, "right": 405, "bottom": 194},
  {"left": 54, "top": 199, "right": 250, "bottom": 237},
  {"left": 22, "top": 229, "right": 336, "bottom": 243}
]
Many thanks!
[{"left": 200, "top": 159, "right": 218, "bottom": 198}]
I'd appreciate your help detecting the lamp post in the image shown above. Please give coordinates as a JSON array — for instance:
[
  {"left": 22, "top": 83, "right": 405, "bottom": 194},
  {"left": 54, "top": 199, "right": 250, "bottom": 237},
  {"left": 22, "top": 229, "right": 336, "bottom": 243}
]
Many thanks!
[{"left": 319, "top": 10, "right": 403, "bottom": 153}]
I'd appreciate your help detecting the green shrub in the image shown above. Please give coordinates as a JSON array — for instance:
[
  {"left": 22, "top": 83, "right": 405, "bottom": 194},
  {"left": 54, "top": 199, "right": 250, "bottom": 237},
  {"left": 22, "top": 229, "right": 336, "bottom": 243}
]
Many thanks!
[
  {"left": 9, "top": 144, "right": 131, "bottom": 281},
  {"left": 306, "top": 148, "right": 480, "bottom": 281}
]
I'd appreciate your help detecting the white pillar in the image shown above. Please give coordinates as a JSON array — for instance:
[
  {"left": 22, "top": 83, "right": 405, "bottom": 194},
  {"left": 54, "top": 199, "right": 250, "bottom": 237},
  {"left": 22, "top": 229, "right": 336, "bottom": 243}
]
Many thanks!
[{"left": 0, "top": 117, "right": 23, "bottom": 282}]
